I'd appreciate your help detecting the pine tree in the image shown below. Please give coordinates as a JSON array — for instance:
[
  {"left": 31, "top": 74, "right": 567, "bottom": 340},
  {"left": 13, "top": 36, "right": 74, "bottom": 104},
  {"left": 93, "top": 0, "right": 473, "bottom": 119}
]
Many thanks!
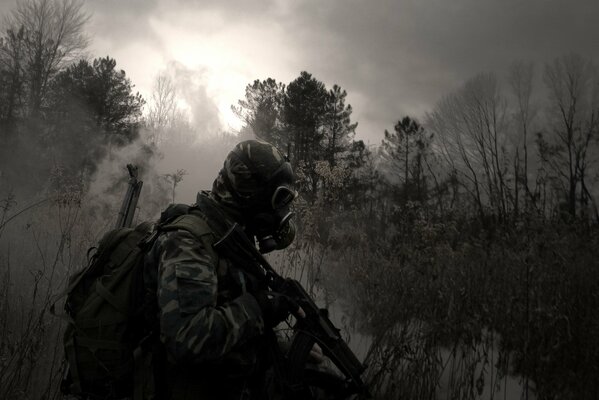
[
  {"left": 283, "top": 71, "right": 328, "bottom": 164},
  {"left": 232, "top": 78, "right": 286, "bottom": 149},
  {"left": 323, "top": 84, "right": 357, "bottom": 166},
  {"left": 381, "top": 116, "right": 431, "bottom": 204}
]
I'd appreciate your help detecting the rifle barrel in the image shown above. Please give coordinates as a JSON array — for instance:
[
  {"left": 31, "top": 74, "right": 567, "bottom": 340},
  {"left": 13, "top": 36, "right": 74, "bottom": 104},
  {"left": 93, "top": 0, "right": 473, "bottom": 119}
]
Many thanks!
[{"left": 115, "top": 164, "right": 143, "bottom": 229}]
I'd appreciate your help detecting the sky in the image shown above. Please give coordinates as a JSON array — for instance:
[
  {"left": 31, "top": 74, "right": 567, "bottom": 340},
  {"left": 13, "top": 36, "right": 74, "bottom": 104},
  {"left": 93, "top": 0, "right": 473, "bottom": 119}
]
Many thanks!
[{"left": 2, "top": 0, "right": 599, "bottom": 146}]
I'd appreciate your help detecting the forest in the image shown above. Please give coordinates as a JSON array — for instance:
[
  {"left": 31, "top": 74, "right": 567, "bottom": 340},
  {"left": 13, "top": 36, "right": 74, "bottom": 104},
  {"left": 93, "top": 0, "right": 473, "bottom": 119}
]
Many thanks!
[{"left": 1, "top": 1, "right": 598, "bottom": 399}]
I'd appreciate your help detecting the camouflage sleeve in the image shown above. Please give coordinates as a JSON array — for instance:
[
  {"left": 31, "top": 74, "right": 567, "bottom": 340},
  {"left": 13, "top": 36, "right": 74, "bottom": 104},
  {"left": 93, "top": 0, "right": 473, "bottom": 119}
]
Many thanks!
[{"left": 153, "top": 229, "right": 265, "bottom": 364}]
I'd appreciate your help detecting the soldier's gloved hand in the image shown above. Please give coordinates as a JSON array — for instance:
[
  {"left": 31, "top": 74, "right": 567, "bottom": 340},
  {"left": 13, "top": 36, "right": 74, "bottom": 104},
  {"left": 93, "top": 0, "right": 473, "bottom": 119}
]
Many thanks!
[{"left": 254, "top": 291, "right": 301, "bottom": 327}]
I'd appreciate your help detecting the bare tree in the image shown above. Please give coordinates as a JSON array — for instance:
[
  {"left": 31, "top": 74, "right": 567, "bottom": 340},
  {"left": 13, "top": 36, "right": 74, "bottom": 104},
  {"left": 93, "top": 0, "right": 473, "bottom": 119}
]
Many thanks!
[
  {"left": 542, "top": 53, "right": 599, "bottom": 219},
  {"left": 4, "top": 0, "right": 89, "bottom": 117},
  {"left": 508, "top": 61, "right": 536, "bottom": 213},
  {"left": 144, "top": 70, "right": 197, "bottom": 147},
  {"left": 427, "top": 73, "right": 511, "bottom": 220},
  {"left": 147, "top": 73, "right": 176, "bottom": 130},
  {"left": 146, "top": 72, "right": 177, "bottom": 146},
  {"left": 0, "top": 26, "right": 26, "bottom": 124},
  {"left": 164, "top": 169, "right": 187, "bottom": 203}
]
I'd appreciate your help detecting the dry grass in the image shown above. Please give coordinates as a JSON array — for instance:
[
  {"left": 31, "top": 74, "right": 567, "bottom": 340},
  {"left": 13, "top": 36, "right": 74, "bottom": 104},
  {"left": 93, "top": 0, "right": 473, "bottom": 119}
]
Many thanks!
[
  {"left": 0, "top": 184, "right": 96, "bottom": 399},
  {"left": 303, "top": 203, "right": 599, "bottom": 400},
  {"left": 2, "top": 181, "right": 598, "bottom": 400}
]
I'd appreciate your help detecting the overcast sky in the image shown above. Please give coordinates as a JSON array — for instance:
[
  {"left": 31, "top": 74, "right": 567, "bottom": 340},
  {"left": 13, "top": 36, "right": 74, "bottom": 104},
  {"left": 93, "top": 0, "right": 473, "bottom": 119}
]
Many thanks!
[{"left": 4, "top": 0, "right": 599, "bottom": 145}]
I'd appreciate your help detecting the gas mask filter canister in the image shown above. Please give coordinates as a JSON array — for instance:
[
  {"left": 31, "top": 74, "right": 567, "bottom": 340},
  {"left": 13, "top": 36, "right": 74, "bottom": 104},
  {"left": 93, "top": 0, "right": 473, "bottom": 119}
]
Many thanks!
[{"left": 251, "top": 185, "right": 297, "bottom": 253}]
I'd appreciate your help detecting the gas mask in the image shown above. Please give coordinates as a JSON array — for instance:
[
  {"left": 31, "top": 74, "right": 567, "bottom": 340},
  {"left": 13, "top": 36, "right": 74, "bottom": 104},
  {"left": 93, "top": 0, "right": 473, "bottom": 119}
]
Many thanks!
[
  {"left": 213, "top": 140, "right": 299, "bottom": 253},
  {"left": 248, "top": 185, "right": 297, "bottom": 253}
]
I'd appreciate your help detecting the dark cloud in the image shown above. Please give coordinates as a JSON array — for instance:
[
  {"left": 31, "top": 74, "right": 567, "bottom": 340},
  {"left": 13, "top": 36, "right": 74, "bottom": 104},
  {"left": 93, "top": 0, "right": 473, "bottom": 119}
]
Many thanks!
[
  {"left": 3, "top": 0, "right": 597, "bottom": 144},
  {"left": 270, "top": 0, "right": 599, "bottom": 140}
]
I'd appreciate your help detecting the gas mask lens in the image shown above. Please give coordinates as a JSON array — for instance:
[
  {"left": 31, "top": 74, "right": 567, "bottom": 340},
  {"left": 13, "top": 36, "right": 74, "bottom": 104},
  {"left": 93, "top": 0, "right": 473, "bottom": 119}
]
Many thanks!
[{"left": 271, "top": 186, "right": 297, "bottom": 210}]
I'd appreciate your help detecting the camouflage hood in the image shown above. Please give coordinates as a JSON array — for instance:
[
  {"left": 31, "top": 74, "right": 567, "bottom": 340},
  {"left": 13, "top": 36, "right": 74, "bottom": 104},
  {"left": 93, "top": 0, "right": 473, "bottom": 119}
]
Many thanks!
[{"left": 212, "top": 139, "right": 294, "bottom": 214}]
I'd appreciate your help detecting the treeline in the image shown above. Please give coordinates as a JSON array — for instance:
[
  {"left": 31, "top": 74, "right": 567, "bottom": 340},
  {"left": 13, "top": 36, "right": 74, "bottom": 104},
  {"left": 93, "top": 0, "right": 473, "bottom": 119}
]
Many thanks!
[
  {"left": 235, "top": 55, "right": 599, "bottom": 228},
  {"left": 427, "top": 59, "right": 599, "bottom": 223},
  {"left": 0, "top": 0, "right": 147, "bottom": 198},
  {"left": 233, "top": 73, "right": 363, "bottom": 202},
  {"left": 0, "top": 3, "right": 166, "bottom": 398},
  {"left": 233, "top": 59, "right": 599, "bottom": 399}
]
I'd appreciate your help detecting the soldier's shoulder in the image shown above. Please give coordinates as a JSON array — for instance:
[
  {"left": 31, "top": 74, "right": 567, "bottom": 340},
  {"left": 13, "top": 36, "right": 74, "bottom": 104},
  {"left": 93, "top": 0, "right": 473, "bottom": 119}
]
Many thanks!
[{"left": 154, "top": 229, "right": 199, "bottom": 258}]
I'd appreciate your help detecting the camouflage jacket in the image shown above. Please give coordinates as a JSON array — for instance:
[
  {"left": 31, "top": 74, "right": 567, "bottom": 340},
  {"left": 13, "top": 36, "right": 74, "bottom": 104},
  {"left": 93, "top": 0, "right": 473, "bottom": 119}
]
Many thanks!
[{"left": 143, "top": 193, "right": 269, "bottom": 399}]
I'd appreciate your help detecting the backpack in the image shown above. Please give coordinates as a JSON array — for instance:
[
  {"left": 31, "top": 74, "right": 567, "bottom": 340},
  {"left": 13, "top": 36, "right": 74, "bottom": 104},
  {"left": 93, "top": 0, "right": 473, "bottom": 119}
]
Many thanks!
[{"left": 55, "top": 205, "right": 214, "bottom": 399}]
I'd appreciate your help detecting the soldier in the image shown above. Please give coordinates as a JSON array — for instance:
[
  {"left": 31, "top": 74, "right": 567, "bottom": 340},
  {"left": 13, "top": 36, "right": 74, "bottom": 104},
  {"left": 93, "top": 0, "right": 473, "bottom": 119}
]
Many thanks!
[{"left": 143, "top": 139, "right": 308, "bottom": 399}]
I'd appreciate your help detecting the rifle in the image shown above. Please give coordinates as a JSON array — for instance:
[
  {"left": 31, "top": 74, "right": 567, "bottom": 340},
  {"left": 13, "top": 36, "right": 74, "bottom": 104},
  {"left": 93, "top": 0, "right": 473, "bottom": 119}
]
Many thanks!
[
  {"left": 115, "top": 164, "right": 143, "bottom": 229},
  {"left": 214, "top": 223, "right": 369, "bottom": 399}
]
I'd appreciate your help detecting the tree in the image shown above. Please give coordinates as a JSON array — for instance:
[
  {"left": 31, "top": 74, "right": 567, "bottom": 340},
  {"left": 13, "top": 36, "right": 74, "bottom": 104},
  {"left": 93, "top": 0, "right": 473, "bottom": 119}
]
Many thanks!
[
  {"left": 381, "top": 116, "right": 431, "bottom": 204},
  {"left": 165, "top": 169, "right": 187, "bottom": 203},
  {"left": 145, "top": 72, "right": 195, "bottom": 146},
  {"left": 281, "top": 72, "right": 329, "bottom": 199},
  {"left": 0, "top": 26, "right": 26, "bottom": 126},
  {"left": 284, "top": 71, "right": 329, "bottom": 164},
  {"left": 49, "top": 57, "right": 144, "bottom": 139},
  {"left": 427, "top": 73, "right": 510, "bottom": 220},
  {"left": 45, "top": 57, "right": 145, "bottom": 176},
  {"left": 344, "top": 141, "right": 383, "bottom": 216},
  {"left": 232, "top": 78, "right": 285, "bottom": 148},
  {"left": 542, "top": 53, "right": 599, "bottom": 219},
  {"left": 323, "top": 84, "right": 357, "bottom": 166},
  {"left": 233, "top": 72, "right": 363, "bottom": 202},
  {"left": 147, "top": 72, "right": 176, "bottom": 131},
  {"left": 508, "top": 61, "right": 536, "bottom": 213},
  {"left": 4, "top": 0, "right": 89, "bottom": 117}
]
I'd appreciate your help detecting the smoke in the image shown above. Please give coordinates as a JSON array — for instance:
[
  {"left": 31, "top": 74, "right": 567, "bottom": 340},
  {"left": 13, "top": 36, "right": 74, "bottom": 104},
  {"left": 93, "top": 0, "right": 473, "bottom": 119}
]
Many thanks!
[
  {"left": 168, "top": 61, "right": 223, "bottom": 136},
  {"left": 143, "top": 60, "right": 256, "bottom": 205},
  {"left": 84, "top": 138, "right": 169, "bottom": 225},
  {"left": 149, "top": 131, "right": 247, "bottom": 205}
]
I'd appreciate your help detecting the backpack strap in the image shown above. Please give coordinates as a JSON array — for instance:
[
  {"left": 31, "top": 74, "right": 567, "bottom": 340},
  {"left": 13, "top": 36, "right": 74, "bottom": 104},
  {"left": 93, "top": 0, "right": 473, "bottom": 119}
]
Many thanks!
[
  {"left": 160, "top": 213, "right": 218, "bottom": 260},
  {"left": 162, "top": 213, "right": 212, "bottom": 239},
  {"left": 192, "top": 194, "right": 235, "bottom": 237}
]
